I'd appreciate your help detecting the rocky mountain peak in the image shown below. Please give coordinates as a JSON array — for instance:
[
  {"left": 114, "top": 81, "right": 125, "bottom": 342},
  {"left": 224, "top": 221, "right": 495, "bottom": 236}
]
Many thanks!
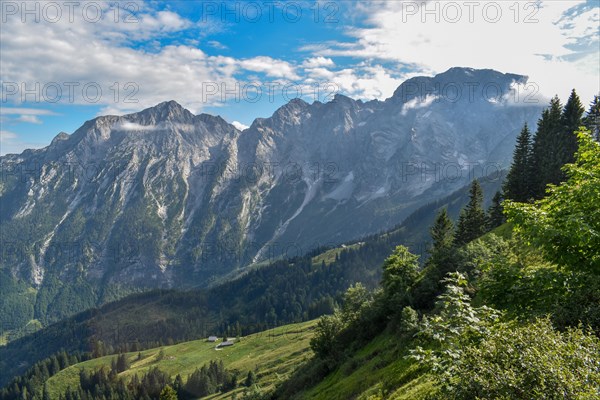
[
  {"left": 391, "top": 67, "right": 529, "bottom": 103},
  {"left": 258, "top": 97, "right": 311, "bottom": 129},
  {"left": 128, "top": 100, "right": 195, "bottom": 124},
  {"left": 51, "top": 132, "right": 70, "bottom": 143},
  {"left": 278, "top": 97, "right": 309, "bottom": 113}
]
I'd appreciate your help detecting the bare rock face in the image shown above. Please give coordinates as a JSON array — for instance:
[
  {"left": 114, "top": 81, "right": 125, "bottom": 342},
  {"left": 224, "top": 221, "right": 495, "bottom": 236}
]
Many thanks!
[{"left": 0, "top": 67, "right": 543, "bottom": 322}]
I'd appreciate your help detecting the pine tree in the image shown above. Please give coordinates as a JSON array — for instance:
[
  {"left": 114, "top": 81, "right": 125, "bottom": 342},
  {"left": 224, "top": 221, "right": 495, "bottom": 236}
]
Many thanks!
[
  {"left": 159, "top": 385, "right": 178, "bottom": 400},
  {"left": 504, "top": 123, "right": 533, "bottom": 202},
  {"left": 43, "top": 384, "right": 52, "bottom": 400},
  {"left": 50, "top": 356, "right": 61, "bottom": 375},
  {"left": 455, "top": 180, "right": 486, "bottom": 246},
  {"left": 245, "top": 370, "right": 256, "bottom": 387},
  {"left": 419, "top": 207, "right": 460, "bottom": 308},
  {"left": 559, "top": 89, "right": 585, "bottom": 168},
  {"left": 583, "top": 95, "right": 600, "bottom": 141},
  {"left": 487, "top": 191, "right": 505, "bottom": 229},
  {"left": 173, "top": 374, "right": 184, "bottom": 394},
  {"left": 429, "top": 208, "right": 454, "bottom": 256},
  {"left": 116, "top": 353, "right": 129, "bottom": 372},
  {"left": 531, "top": 96, "right": 563, "bottom": 198}
]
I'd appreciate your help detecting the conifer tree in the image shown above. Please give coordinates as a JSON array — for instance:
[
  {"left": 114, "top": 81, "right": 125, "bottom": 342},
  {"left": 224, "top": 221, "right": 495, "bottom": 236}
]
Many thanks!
[
  {"left": 455, "top": 180, "right": 486, "bottom": 246},
  {"left": 116, "top": 353, "right": 129, "bottom": 372},
  {"left": 50, "top": 356, "right": 61, "bottom": 375},
  {"left": 504, "top": 123, "right": 533, "bottom": 202},
  {"left": 559, "top": 89, "right": 585, "bottom": 167},
  {"left": 584, "top": 95, "right": 600, "bottom": 141},
  {"left": 414, "top": 208, "right": 461, "bottom": 310},
  {"left": 245, "top": 370, "right": 256, "bottom": 387},
  {"left": 487, "top": 191, "right": 505, "bottom": 230},
  {"left": 429, "top": 208, "right": 454, "bottom": 256},
  {"left": 43, "top": 384, "right": 51, "bottom": 400},
  {"left": 381, "top": 246, "right": 419, "bottom": 310},
  {"left": 531, "top": 96, "right": 563, "bottom": 198},
  {"left": 173, "top": 374, "right": 184, "bottom": 395}
]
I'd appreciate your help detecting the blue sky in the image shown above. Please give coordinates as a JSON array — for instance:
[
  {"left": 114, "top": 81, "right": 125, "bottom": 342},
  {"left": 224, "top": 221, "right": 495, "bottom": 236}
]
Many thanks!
[{"left": 1, "top": 0, "right": 599, "bottom": 154}]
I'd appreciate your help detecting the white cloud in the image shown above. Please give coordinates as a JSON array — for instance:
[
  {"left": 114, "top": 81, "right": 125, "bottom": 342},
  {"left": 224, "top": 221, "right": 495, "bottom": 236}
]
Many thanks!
[
  {"left": 15, "top": 115, "right": 42, "bottom": 124},
  {"left": 0, "top": 108, "right": 58, "bottom": 115},
  {"left": 231, "top": 121, "right": 249, "bottom": 130},
  {"left": 114, "top": 121, "right": 160, "bottom": 131},
  {"left": 238, "top": 56, "right": 300, "bottom": 80},
  {"left": 207, "top": 40, "right": 228, "bottom": 50},
  {"left": 0, "top": 10, "right": 226, "bottom": 113},
  {"left": 0, "top": 130, "right": 44, "bottom": 155},
  {"left": 0, "top": 2, "right": 301, "bottom": 114},
  {"left": 0, "top": 130, "right": 17, "bottom": 141},
  {"left": 153, "top": 10, "right": 191, "bottom": 31},
  {"left": 304, "top": 64, "right": 405, "bottom": 100},
  {"left": 0, "top": 107, "right": 58, "bottom": 125},
  {"left": 502, "top": 81, "right": 548, "bottom": 106},
  {"left": 81, "top": 5, "right": 193, "bottom": 43},
  {"left": 302, "top": 57, "right": 335, "bottom": 69},
  {"left": 305, "top": 0, "right": 599, "bottom": 102},
  {"left": 401, "top": 94, "right": 439, "bottom": 115}
]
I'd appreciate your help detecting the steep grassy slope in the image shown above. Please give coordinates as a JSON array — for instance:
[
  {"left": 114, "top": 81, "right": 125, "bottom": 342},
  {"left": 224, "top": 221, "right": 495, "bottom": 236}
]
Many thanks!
[
  {"left": 270, "top": 328, "right": 437, "bottom": 400},
  {"left": 46, "top": 320, "right": 317, "bottom": 399},
  {"left": 302, "top": 337, "right": 435, "bottom": 400}
]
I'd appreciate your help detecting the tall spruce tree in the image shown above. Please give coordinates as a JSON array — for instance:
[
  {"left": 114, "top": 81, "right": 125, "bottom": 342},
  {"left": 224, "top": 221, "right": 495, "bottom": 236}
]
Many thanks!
[
  {"left": 414, "top": 208, "right": 460, "bottom": 311},
  {"left": 429, "top": 208, "right": 454, "bottom": 256},
  {"left": 455, "top": 180, "right": 487, "bottom": 246},
  {"left": 584, "top": 95, "right": 600, "bottom": 142},
  {"left": 487, "top": 191, "right": 505, "bottom": 230},
  {"left": 504, "top": 123, "right": 533, "bottom": 202},
  {"left": 559, "top": 89, "right": 585, "bottom": 168},
  {"left": 531, "top": 96, "right": 563, "bottom": 198}
]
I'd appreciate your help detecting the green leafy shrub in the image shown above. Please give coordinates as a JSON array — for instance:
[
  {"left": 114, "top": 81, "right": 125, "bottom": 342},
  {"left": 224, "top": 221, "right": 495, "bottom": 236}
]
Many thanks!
[
  {"left": 409, "top": 272, "right": 501, "bottom": 375},
  {"left": 381, "top": 246, "right": 419, "bottom": 312},
  {"left": 340, "top": 283, "right": 372, "bottom": 324},
  {"left": 310, "top": 313, "right": 344, "bottom": 365},
  {"left": 398, "top": 306, "right": 419, "bottom": 334},
  {"left": 443, "top": 318, "right": 600, "bottom": 399}
]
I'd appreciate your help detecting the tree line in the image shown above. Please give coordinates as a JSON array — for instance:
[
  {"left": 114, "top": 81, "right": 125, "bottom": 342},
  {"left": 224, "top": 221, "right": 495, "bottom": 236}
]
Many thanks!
[{"left": 504, "top": 92, "right": 599, "bottom": 202}]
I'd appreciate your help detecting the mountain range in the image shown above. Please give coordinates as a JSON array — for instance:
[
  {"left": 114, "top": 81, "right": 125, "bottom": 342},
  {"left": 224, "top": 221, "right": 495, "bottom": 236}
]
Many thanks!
[{"left": 0, "top": 67, "right": 544, "bottom": 331}]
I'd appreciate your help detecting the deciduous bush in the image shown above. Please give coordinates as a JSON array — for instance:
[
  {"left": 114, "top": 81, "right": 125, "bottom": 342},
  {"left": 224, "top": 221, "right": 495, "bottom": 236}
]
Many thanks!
[{"left": 443, "top": 318, "right": 600, "bottom": 399}]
